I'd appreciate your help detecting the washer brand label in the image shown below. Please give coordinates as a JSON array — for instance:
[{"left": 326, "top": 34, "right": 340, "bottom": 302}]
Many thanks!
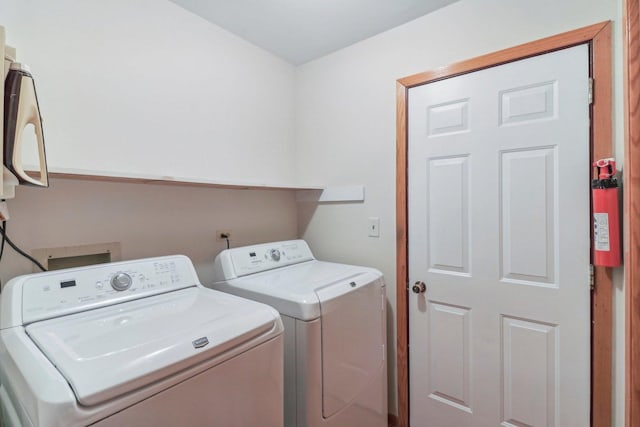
[{"left": 192, "top": 336, "right": 209, "bottom": 349}]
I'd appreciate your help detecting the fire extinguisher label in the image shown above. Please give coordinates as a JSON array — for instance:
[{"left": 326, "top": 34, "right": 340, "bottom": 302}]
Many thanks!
[{"left": 594, "top": 213, "right": 610, "bottom": 251}]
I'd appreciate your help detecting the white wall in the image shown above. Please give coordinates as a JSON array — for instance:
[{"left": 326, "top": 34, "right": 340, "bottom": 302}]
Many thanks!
[
  {"left": 0, "top": 0, "right": 297, "bottom": 186},
  {"left": 0, "top": 178, "right": 298, "bottom": 287},
  {"left": 295, "top": 0, "right": 624, "bottom": 421}
]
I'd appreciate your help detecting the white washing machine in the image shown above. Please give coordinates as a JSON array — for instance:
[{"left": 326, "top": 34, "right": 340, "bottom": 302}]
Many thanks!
[
  {"left": 0, "top": 255, "right": 284, "bottom": 427},
  {"left": 211, "top": 240, "right": 387, "bottom": 427}
]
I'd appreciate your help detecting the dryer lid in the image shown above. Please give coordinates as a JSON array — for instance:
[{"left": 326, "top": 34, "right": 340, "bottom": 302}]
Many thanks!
[
  {"left": 213, "top": 260, "right": 382, "bottom": 320},
  {"left": 26, "top": 287, "right": 281, "bottom": 406}
]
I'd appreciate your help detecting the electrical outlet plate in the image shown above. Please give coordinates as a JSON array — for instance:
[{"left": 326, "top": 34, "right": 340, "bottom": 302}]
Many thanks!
[
  {"left": 216, "top": 230, "right": 232, "bottom": 241},
  {"left": 368, "top": 217, "right": 380, "bottom": 237}
]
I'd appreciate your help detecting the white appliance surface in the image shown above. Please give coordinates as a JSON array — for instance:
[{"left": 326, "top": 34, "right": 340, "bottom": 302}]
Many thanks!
[
  {"left": 211, "top": 240, "right": 387, "bottom": 427},
  {"left": 0, "top": 255, "right": 284, "bottom": 427},
  {"left": 216, "top": 259, "right": 380, "bottom": 320},
  {"left": 212, "top": 239, "right": 383, "bottom": 321},
  {"left": 27, "top": 287, "right": 276, "bottom": 406}
]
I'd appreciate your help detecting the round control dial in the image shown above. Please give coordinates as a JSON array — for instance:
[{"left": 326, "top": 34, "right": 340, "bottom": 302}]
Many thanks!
[
  {"left": 111, "top": 272, "right": 133, "bottom": 291},
  {"left": 269, "top": 249, "right": 281, "bottom": 261}
]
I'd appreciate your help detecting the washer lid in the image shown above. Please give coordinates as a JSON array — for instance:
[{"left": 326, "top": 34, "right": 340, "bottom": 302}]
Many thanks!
[
  {"left": 212, "top": 261, "right": 382, "bottom": 320},
  {"left": 25, "top": 287, "right": 281, "bottom": 406}
]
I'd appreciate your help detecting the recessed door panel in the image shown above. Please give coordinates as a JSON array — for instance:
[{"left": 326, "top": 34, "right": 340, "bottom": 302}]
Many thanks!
[
  {"left": 499, "top": 81, "right": 557, "bottom": 126},
  {"left": 502, "top": 316, "right": 557, "bottom": 427},
  {"left": 427, "top": 99, "right": 470, "bottom": 136},
  {"left": 427, "top": 156, "right": 470, "bottom": 275},
  {"left": 428, "top": 301, "right": 471, "bottom": 412},
  {"left": 500, "top": 148, "right": 557, "bottom": 287}
]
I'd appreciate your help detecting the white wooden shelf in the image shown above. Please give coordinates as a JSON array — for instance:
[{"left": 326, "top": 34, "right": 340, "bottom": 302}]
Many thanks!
[
  {"left": 30, "top": 168, "right": 365, "bottom": 202},
  {"left": 43, "top": 167, "right": 324, "bottom": 191}
]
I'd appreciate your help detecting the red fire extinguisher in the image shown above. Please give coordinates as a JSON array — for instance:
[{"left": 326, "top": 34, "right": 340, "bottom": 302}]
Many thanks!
[{"left": 592, "top": 158, "right": 621, "bottom": 267}]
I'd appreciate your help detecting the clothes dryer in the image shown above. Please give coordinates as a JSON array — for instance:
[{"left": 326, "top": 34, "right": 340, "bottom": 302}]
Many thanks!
[{"left": 211, "top": 240, "right": 387, "bottom": 427}]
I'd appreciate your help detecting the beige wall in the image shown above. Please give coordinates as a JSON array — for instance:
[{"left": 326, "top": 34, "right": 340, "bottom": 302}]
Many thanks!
[
  {"left": 0, "top": 178, "right": 298, "bottom": 287},
  {"left": 295, "top": 0, "right": 624, "bottom": 421}
]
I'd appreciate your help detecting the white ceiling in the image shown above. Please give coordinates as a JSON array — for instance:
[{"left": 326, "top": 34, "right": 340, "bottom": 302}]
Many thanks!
[{"left": 169, "top": 0, "right": 459, "bottom": 65}]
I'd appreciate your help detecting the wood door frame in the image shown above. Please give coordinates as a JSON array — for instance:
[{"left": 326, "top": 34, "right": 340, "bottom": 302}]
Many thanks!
[
  {"left": 396, "top": 22, "right": 613, "bottom": 427},
  {"left": 624, "top": 1, "right": 640, "bottom": 426}
]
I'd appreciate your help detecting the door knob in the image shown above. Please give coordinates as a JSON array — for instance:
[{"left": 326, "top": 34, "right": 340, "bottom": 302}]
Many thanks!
[{"left": 412, "top": 281, "right": 426, "bottom": 294}]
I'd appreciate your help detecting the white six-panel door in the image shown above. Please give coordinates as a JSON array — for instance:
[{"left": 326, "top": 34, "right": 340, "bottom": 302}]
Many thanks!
[{"left": 408, "top": 45, "right": 590, "bottom": 427}]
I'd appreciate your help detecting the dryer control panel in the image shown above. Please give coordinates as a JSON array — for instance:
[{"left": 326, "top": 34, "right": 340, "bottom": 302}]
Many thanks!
[
  {"left": 218, "top": 240, "right": 315, "bottom": 279},
  {"left": 9, "top": 255, "right": 198, "bottom": 326}
]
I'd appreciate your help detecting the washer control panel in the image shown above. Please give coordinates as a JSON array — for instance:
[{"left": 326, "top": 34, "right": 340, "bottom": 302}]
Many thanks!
[
  {"left": 21, "top": 255, "right": 197, "bottom": 324},
  {"left": 229, "top": 240, "right": 314, "bottom": 277}
]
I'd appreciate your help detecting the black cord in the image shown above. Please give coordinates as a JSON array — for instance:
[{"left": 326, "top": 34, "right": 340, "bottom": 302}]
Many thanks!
[
  {"left": 224, "top": 237, "right": 230, "bottom": 250},
  {"left": 0, "top": 223, "right": 46, "bottom": 272},
  {"left": 0, "top": 220, "right": 6, "bottom": 262},
  {"left": 0, "top": 198, "right": 5, "bottom": 263}
]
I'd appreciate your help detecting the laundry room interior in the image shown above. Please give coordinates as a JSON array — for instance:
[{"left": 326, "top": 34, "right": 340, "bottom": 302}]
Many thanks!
[{"left": 0, "top": 0, "right": 638, "bottom": 426}]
